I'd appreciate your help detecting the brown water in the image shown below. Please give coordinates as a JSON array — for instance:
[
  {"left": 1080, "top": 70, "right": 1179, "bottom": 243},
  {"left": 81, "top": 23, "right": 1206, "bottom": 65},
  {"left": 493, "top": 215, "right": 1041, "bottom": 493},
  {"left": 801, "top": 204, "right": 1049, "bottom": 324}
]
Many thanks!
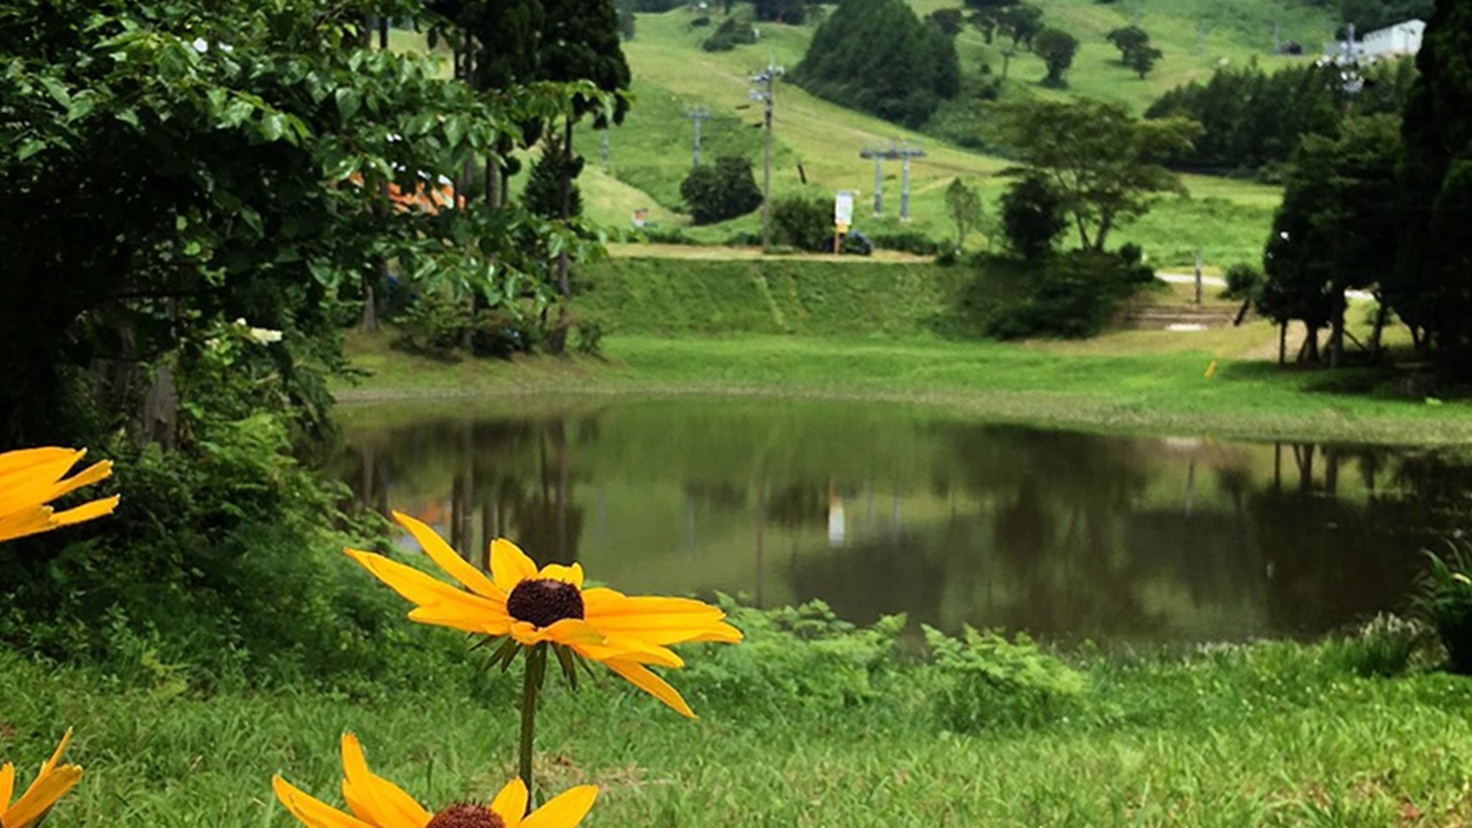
[{"left": 334, "top": 397, "right": 1472, "bottom": 646}]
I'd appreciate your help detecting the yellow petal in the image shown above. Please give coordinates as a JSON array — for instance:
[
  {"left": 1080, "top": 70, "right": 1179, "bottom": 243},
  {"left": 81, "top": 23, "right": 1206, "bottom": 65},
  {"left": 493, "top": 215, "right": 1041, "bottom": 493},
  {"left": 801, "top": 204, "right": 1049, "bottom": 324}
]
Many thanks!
[
  {"left": 0, "top": 447, "right": 78, "bottom": 478},
  {"left": 38, "top": 459, "right": 113, "bottom": 503},
  {"left": 3, "top": 764, "right": 81, "bottom": 828},
  {"left": 489, "top": 778, "right": 528, "bottom": 828},
  {"left": 578, "top": 637, "right": 684, "bottom": 669},
  {"left": 521, "top": 785, "right": 598, "bottom": 828},
  {"left": 604, "top": 659, "right": 697, "bottom": 719},
  {"left": 536, "top": 562, "right": 584, "bottom": 589},
  {"left": 392, "top": 511, "right": 502, "bottom": 600},
  {"left": 344, "top": 548, "right": 483, "bottom": 610},
  {"left": 510, "top": 618, "right": 605, "bottom": 648},
  {"left": 1, "top": 762, "right": 14, "bottom": 810},
  {"left": 407, "top": 594, "right": 511, "bottom": 636},
  {"left": 0, "top": 509, "right": 54, "bottom": 543},
  {"left": 273, "top": 775, "right": 378, "bottom": 828},
  {"left": 490, "top": 538, "right": 538, "bottom": 592},
  {"left": 339, "top": 734, "right": 431, "bottom": 827},
  {"left": 49, "top": 495, "right": 120, "bottom": 528}
]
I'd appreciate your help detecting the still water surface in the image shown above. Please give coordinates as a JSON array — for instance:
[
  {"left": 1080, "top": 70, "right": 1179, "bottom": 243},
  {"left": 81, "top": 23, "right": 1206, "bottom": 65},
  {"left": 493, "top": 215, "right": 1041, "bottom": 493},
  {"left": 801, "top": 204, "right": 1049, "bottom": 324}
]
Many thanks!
[{"left": 335, "top": 398, "right": 1472, "bottom": 646}]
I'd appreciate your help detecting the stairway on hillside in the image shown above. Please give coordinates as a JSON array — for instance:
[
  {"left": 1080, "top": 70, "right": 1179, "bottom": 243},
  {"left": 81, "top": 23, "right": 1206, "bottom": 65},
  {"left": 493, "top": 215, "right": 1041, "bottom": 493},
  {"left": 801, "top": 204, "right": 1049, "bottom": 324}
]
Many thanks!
[{"left": 1116, "top": 301, "right": 1248, "bottom": 330}]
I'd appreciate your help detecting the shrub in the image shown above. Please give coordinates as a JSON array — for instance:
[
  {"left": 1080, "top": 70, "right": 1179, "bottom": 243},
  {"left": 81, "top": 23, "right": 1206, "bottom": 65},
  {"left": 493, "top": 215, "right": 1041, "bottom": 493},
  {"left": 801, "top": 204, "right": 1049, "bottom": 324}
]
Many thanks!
[
  {"left": 702, "top": 16, "right": 756, "bottom": 51},
  {"left": 680, "top": 156, "right": 763, "bottom": 225},
  {"left": 1000, "top": 175, "right": 1067, "bottom": 259},
  {"left": 770, "top": 195, "right": 833, "bottom": 252},
  {"left": 926, "top": 626, "right": 1086, "bottom": 732},
  {"left": 1222, "top": 262, "right": 1263, "bottom": 300},
  {"left": 1415, "top": 543, "right": 1472, "bottom": 674},
  {"left": 1323, "top": 613, "right": 1425, "bottom": 678},
  {"left": 868, "top": 231, "right": 940, "bottom": 256}
]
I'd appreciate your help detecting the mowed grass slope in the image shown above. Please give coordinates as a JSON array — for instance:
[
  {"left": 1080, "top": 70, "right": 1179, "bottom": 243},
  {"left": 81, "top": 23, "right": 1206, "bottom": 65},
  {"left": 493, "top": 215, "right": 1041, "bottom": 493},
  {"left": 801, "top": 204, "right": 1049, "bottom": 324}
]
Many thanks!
[{"left": 575, "top": 0, "right": 1334, "bottom": 267}]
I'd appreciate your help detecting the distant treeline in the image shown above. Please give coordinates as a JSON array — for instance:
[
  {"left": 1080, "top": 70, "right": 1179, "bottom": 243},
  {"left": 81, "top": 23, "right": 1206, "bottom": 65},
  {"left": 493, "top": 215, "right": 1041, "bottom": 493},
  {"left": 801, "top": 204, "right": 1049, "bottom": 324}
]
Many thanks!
[
  {"left": 1144, "top": 59, "right": 1417, "bottom": 175},
  {"left": 1311, "top": 0, "right": 1435, "bottom": 34}
]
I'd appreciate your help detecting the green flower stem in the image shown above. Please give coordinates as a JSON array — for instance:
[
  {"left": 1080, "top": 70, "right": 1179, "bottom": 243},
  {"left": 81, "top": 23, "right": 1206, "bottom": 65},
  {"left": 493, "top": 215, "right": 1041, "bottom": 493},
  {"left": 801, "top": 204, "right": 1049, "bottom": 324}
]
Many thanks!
[{"left": 518, "top": 642, "right": 548, "bottom": 811}]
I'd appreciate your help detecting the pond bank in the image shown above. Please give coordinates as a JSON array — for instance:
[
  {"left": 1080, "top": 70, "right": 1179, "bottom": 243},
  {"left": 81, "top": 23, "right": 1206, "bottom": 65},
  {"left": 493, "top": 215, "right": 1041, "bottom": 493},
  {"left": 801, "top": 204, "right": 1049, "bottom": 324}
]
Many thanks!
[{"left": 338, "top": 330, "right": 1472, "bottom": 446}]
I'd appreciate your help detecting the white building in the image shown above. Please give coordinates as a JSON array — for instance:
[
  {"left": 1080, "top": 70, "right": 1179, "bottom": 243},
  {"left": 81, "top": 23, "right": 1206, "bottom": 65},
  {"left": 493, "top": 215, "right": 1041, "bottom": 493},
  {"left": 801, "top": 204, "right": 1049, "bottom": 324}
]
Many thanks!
[
  {"left": 1323, "top": 19, "right": 1425, "bottom": 64},
  {"left": 1358, "top": 19, "right": 1425, "bottom": 58}
]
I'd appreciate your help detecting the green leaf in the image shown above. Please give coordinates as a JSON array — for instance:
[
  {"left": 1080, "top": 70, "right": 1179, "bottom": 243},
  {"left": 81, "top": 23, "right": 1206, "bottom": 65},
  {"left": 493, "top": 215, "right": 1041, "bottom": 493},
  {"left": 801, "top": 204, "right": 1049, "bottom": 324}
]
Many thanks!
[
  {"left": 39, "top": 76, "right": 70, "bottom": 107},
  {"left": 115, "top": 107, "right": 140, "bottom": 128},
  {"left": 16, "top": 138, "right": 46, "bottom": 161},
  {"left": 334, "top": 87, "right": 360, "bottom": 121},
  {"left": 260, "top": 112, "right": 285, "bottom": 142}
]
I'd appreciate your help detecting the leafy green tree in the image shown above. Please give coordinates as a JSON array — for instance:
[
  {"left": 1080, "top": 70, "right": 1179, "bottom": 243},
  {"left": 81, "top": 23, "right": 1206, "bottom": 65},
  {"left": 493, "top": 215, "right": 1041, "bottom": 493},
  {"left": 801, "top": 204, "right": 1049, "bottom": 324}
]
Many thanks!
[
  {"left": 1000, "top": 175, "right": 1067, "bottom": 258},
  {"left": 754, "top": 0, "right": 807, "bottom": 23},
  {"left": 0, "top": 0, "right": 594, "bottom": 442},
  {"left": 1106, "top": 25, "right": 1150, "bottom": 59},
  {"left": 1259, "top": 115, "right": 1402, "bottom": 365},
  {"left": 1385, "top": 0, "right": 1472, "bottom": 366},
  {"left": 945, "top": 178, "right": 984, "bottom": 249},
  {"left": 1145, "top": 59, "right": 1414, "bottom": 172},
  {"left": 680, "top": 156, "right": 763, "bottom": 224},
  {"left": 993, "top": 5, "right": 1044, "bottom": 49},
  {"left": 994, "top": 99, "right": 1201, "bottom": 252},
  {"left": 928, "top": 8, "right": 966, "bottom": 36},
  {"left": 1033, "top": 27, "right": 1080, "bottom": 87},
  {"left": 524, "top": 136, "right": 586, "bottom": 219},
  {"left": 1124, "top": 44, "right": 1163, "bottom": 78},
  {"left": 793, "top": 0, "right": 961, "bottom": 128}
]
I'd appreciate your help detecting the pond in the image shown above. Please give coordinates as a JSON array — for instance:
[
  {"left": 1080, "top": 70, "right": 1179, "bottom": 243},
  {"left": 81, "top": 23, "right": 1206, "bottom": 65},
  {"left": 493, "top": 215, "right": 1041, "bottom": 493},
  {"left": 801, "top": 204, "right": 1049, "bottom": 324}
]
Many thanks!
[{"left": 333, "top": 397, "right": 1472, "bottom": 647}]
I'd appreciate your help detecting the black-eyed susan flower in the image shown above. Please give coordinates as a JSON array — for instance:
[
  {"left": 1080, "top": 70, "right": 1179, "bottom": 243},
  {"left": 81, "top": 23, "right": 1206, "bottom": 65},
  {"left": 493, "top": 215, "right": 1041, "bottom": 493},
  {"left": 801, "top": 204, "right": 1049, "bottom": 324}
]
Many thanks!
[
  {"left": 346, "top": 511, "right": 742, "bottom": 719},
  {"left": 0, "top": 447, "right": 118, "bottom": 543},
  {"left": 273, "top": 734, "right": 596, "bottom": 828},
  {"left": 1, "top": 729, "right": 82, "bottom": 828}
]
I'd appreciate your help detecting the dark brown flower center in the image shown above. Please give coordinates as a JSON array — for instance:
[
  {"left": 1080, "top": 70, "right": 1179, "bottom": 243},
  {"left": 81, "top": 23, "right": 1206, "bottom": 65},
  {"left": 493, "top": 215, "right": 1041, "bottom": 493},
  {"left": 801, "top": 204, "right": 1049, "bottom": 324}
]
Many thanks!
[
  {"left": 425, "top": 804, "right": 506, "bottom": 828},
  {"left": 506, "top": 577, "right": 585, "bottom": 628}
]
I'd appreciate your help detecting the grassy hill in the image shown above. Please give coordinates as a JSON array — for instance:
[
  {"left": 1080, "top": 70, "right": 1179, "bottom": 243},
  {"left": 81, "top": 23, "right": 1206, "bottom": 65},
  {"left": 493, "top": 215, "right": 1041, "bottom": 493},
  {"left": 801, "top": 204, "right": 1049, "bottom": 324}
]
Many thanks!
[
  {"left": 566, "top": 0, "right": 1341, "bottom": 267},
  {"left": 393, "top": 0, "right": 1339, "bottom": 267}
]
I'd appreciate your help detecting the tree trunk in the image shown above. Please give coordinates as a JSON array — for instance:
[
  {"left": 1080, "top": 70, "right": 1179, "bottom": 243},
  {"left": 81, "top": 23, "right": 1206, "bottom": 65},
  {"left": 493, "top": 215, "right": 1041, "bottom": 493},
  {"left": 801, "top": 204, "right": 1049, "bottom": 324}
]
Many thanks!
[
  {"left": 1327, "top": 291, "right": 1346, "bottom": 367},
  {"left": 1368, "top": 299, "right": 1388, "bottom": 356},
  {"left": 1278, "top": 320, "right": 1287, "bottom": 365}
]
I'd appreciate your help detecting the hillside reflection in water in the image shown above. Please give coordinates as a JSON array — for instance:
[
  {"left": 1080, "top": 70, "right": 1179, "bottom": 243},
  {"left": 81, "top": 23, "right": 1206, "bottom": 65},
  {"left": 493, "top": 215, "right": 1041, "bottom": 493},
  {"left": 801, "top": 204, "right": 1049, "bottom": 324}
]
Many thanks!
[{"left": 334, "top": 399, "right": 1472, "bottom": 646}]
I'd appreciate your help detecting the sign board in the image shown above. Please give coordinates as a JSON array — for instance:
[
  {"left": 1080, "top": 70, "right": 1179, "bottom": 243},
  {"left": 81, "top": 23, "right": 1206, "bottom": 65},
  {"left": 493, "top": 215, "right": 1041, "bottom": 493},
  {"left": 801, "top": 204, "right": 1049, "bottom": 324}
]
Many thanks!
[{"left": 834, "top": 191, "right": 855, "bottom": 228}]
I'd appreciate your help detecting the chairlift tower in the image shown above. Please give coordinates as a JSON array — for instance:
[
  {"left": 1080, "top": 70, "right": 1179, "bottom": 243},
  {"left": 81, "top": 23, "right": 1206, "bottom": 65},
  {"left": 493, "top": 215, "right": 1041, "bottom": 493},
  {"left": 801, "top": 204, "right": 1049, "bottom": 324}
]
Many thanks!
[
  {"left": 749, "top": 60, "right": 783, "bottom": 253},
  {"left": 683, "top": 107, "right": 712, "bottom": 167},
  {"left": 858, "top": 140, "right": 925, "bottom": 221}
]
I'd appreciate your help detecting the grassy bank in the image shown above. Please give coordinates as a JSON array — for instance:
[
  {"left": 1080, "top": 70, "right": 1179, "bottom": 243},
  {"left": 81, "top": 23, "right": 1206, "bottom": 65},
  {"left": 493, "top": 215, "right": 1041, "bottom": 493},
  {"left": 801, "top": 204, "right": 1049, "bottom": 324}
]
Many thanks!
[
  {"left": 343, "top": 258, "right": 1471, "bottom": 445},
  {"left": 8, "top": 604, "right": 1472, "bottom": 827}
]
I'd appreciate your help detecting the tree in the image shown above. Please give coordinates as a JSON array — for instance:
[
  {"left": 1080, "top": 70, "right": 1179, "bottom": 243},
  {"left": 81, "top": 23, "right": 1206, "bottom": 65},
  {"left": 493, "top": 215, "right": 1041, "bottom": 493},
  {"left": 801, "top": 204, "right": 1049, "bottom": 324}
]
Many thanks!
[
  {"left": 1106, "top": 25, "right": 1150, "bottom": 59},
  {"left": 0, "top": 0, "right": 594, "bottom": 443},
  {"left": 1259, "top": 115, "right": 1402, "bottom": 365},
  {"left": 792, "top": 0, "right": 961, "bottom": 128},
  {"left": 524, "top": 136, "right": 585, "bottom": 219},
  {"left": 1000, "top": 175, "right": 1067, "bottom": 258},
  {"left": 1384, "top": 0, "right": 1472, "bottom": 367},
  {"left": 1033, "top": 27, "right": 1080, "bottom": 87},
  {"left": 945, "top": 178, "right": 984, "bottom": 249},
  {"left": 993, "top": 99, "right": 1201, "bottom": 252},
  {"left": 992, "top": 5, "right": 1044, "bottom": 49},
  {"left": 928, "top": 8, "right": 965, "bottom": 36},
  {"left": 1124, "top": 44, "right": 1163, "bottom": 78},
  {"left": 680, "top": 156, "right": 763, "bottom": 224}
]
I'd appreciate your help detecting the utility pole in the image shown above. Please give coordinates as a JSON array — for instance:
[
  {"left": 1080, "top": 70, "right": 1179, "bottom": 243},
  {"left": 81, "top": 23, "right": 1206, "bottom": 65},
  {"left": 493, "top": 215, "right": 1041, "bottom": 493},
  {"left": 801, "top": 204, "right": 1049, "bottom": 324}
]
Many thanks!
[
  {"left": 749, "top": 61, "right": 782, "bottom": 253},
  {"left": 683, "top": 107, "right": 711, "bottom": 167},
  {"left": 1272, "top": 21, "right": 1282, "bottom": 56}
]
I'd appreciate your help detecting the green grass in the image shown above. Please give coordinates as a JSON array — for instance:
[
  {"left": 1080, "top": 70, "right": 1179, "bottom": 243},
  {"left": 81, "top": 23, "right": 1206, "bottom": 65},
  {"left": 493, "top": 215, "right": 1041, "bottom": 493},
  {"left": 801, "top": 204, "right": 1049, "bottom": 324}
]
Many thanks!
[
  {"left": 346, "top": 257, "right": 1471, "bottom": 445},
  {"left": 9, "top": 609, "right": 1472, "bottom": 827}
]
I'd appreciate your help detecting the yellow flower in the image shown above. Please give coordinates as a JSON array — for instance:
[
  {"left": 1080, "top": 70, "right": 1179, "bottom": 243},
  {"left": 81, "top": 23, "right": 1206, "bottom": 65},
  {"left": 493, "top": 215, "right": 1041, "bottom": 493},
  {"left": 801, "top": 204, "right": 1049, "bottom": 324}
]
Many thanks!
[
  {"left": 273, "top": 734, "right": 596, "bottom": 828},
  {"left": 0, "top": 447, "right": 118, "bottom": 543},
  {"left": 347, "top": 511, "right": 742, "bottom": 718},
  {"left": 1, "top": 729, "right": 83, "bottom": 828}
]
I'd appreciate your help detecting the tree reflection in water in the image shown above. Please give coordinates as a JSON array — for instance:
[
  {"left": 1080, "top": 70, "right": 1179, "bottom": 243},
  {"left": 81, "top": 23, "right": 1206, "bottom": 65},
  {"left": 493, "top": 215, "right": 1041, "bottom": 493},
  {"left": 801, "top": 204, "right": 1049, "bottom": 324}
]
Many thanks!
[{"left": 333, "top": 400, "right": 1472, "bottom": 646}]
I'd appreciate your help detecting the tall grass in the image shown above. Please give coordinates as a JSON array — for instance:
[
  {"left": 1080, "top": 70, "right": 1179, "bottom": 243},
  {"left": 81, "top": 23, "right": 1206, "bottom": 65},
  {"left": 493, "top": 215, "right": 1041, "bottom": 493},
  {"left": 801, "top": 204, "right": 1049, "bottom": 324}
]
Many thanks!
[{"left": 7, "top": 602, "right": 1470, "bottom": 826}]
